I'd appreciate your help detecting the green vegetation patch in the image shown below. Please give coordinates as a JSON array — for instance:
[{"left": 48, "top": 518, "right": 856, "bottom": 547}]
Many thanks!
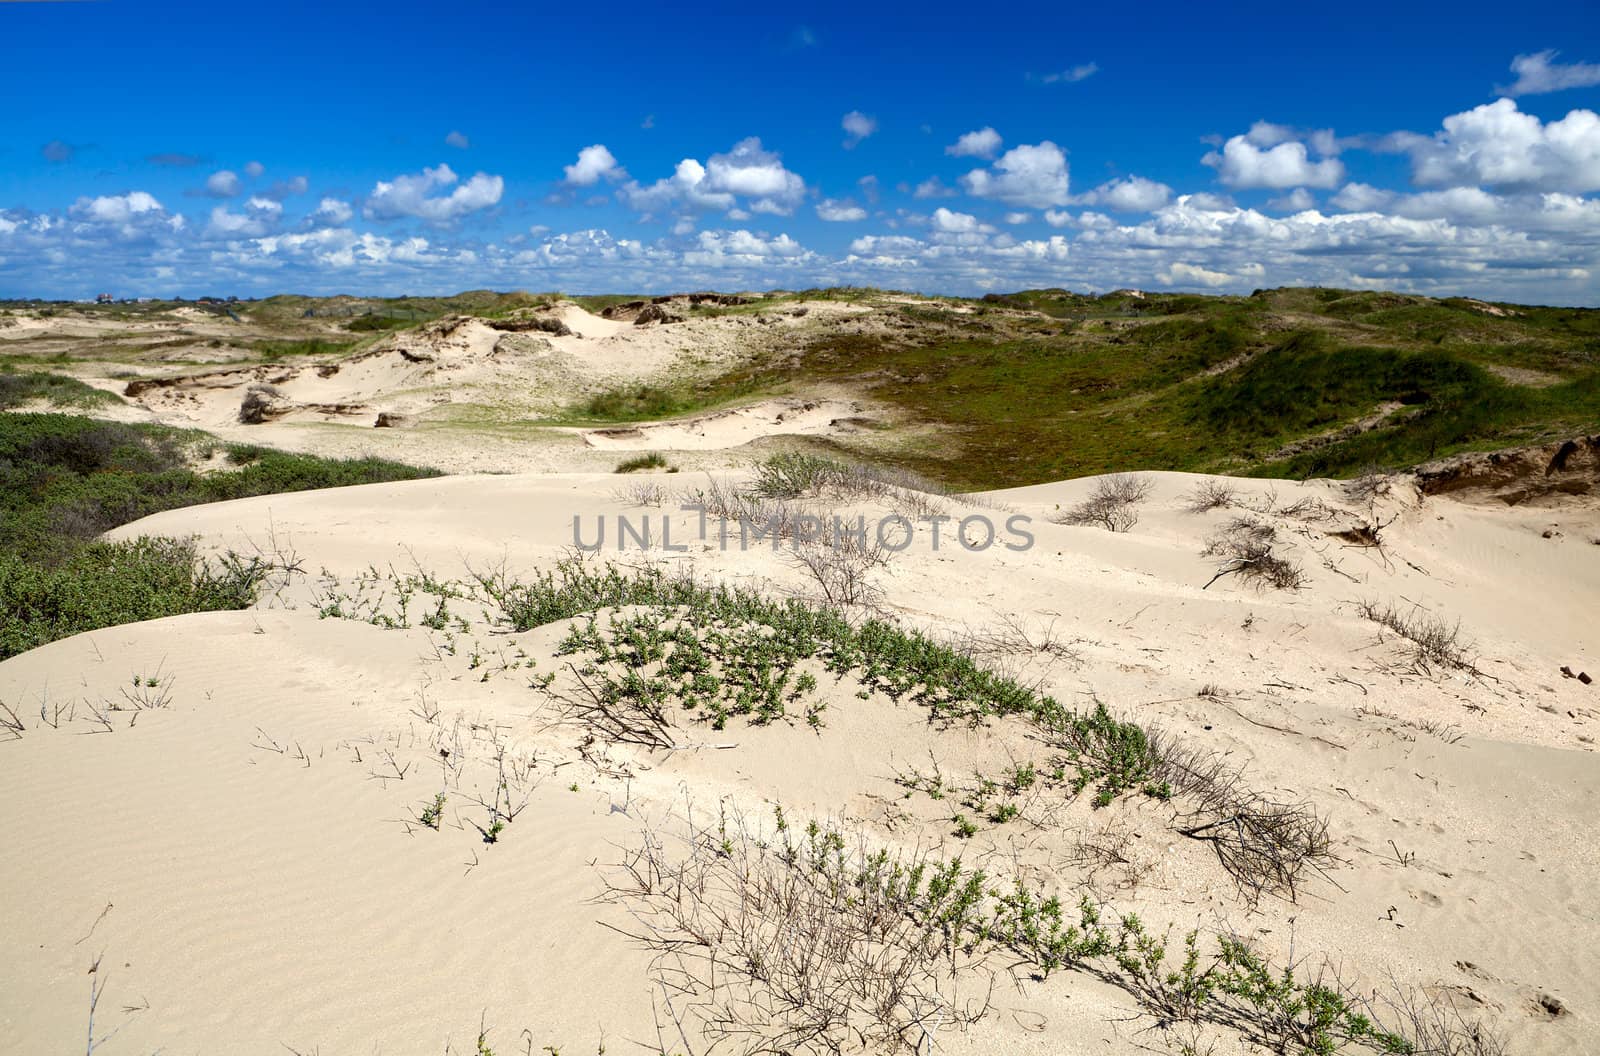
[
  {"left": 0, "top": 412, "right": 440, "bottom": 658},
  {"left": 659, "top": 289, "right": 1600, "bottom": 490},
  {"left": 0, "top": 372, "right": 122, "bottom": 410},
  {"left": 246, "top": 337, "right": 357, "bottom": 361},
  {"left": 571, "top": 372, "right": 774, "bottom": 423},
  {"left": 0, "top": 538, "right": 266, "bottom": 660}
]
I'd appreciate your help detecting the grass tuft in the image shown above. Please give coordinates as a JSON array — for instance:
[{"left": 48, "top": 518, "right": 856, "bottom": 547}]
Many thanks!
[
  {"left": 1357, "top": 599, "right": 1479, "bottom": 674},
  {"left": 614, "top": 452, "right": 670, "bottom": 473}
]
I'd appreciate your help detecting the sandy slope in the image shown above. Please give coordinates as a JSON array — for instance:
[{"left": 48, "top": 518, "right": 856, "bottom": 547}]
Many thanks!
[
  {"left": 17, "top": 299, "right": 897, "bottom": 475},
  {"left": 2, "top": 469, "right": 1597, "bottom": 1054}
]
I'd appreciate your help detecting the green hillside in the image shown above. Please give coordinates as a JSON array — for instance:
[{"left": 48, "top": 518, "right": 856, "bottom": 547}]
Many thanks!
[{"left": 642, "top": 286, "right": 1600, "bottom": 490}]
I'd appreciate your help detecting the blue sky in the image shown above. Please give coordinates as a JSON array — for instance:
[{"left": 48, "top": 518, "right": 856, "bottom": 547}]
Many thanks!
[{"left": 3, "top": 0, "right": 1599, "bottom": 303}]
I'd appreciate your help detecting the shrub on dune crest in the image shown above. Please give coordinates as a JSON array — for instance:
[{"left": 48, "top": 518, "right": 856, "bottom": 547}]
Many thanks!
[{"left": 1054, "top": 473, "right": 1153, "bottom": 532}]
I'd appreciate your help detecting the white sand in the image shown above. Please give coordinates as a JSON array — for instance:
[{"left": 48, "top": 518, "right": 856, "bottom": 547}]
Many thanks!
[{"left": 2, "top": 466, "right": 1596, "bottom": 1054}]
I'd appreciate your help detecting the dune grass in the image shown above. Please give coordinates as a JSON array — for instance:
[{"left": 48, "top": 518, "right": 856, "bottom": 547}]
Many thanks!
[
  {"left": 312, "top": 556, "right": 1477, "bottom": 1052},
  {"left": 613, "top": 452, "right": 670, "bottom": 473},
  {"left": 610, "top": 803, "right": 1490, "bottom": 1056}
]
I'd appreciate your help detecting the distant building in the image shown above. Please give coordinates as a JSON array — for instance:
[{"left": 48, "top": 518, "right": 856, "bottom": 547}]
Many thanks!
[{"left": 95, "top": 292, "right": 114, "bottom": 304}]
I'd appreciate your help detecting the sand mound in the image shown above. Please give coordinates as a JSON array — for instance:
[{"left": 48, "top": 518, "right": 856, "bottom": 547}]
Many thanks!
[
  {"left": 113, "top": 311, "right": 639, "bottom": 430},
  {"left": 111, "top": 300, "right": 858, "bottom": 438},
  {"left": 1412, "top": 434, "right": 1600, "bottom": 506}
]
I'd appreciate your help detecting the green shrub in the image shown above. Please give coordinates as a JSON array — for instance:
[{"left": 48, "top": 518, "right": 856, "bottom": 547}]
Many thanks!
[
  {"left": 0, "top": 413, "right": 439, "bottom": 564},
  {"left": 1187, "top": 333, "right": 1486, "bottom": 441},
  {"left": 585, "top": 384, "right": 689, "bottom": 420},
  {"left": 0, "top": 537, "right": 265, "bottom": 659},
  {"left": 0, "top": 413, "right": 440, "bottom": 656},
  {"left": 577, "top": 373, "right": 768, "bottom": 423},
  {"left": 750, "top": 452, "right": 845, "bottom": 497},
  {"left": 344, "top": 315, "right": 399, "bottom": 332}
]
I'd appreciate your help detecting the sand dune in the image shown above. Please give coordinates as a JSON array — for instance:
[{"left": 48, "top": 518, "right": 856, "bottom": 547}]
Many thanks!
[
  {"left": 31, "top": 299, "right": 907, "bottom": 476},
  {"left": 2, "top": 464, "right": 1595, "bottom": 1054},
  {"left": 122, "top": 305, "right": 666, "bottom": 430},
  {"left": 108, "top": 299, "right": 870, "bottom": 431}
]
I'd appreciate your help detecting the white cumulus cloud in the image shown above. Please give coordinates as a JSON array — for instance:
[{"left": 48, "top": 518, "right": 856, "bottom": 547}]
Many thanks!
[
  {"left": 1245, "top": 121, "right": 1296, "bottom": 148},
  {"left": 204, "top": 170, "right": 241, "bottom": 197},
  {"left": 1267, "top": 188, "right": 1317, "bottom": 212},
  {"left": 69, "top": 191, "right": 167, "bottom": 225},
  {"left": 683, "top": 229, "right": 813, "bottom": 267},
  {"left": 619, "top": 139, "right": 805, "bottom": 217},
  {"left": 946, "top": 127, "right": 1002, "bottom": 159},
  {"left": 1160, "top": 261, "right": 1235, "bottom": 288},
  {"left": 205, "top": 196, "right": 283, "bottom": 239},
  {"left": 311, "top": 197, "right": 354, "bottom": 224},
  {"left": 1398, "top": 99, "right": 1600, "bottom": 193},
  {"left": 564, "top": 144, "right": 626, "bottom": 186},
  {"left": 931, "top": 207, "right": 994, "bottom": 234},
  {"left": 704, "top": 138, "right": 806, "bottom": 211},
  {"left": 1330, "top": 182, "right": 1395, "bottom": 212},
  {"left": 1203, "top": 136, "right": 1345, "bottom": 189},
  {"left": 959, "top": 142, "right": 1071, "bottom": 208},
  {"left": 1078, "top": 175, "right": 1173, "bottom": 212},
  {"left": 364, "top": 163, "right": 504, "bottom": 222},
  {"left": 817, "top": 199, "right": 868, "bottom": 222}
]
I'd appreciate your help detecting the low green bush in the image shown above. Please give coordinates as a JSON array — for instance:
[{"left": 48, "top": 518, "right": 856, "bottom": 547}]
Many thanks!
[
  {"left": 0, "top": 537, "right": 266, "bottom": 659},
  {"left": 0, "top": 413, "right": 439, "bottom": 564},
  {"left": 344, "top": 315, "right": 399, "bottom": 332},
  {"left": 0, "top": 412, "right": 440, "bottom": 657},
  {"left": 0, "top": 372, "right": 121, "bottom": 410}
]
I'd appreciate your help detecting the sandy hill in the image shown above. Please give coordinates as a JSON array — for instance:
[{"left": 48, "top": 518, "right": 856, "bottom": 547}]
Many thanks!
[{"left": 1, "top": 459, "right": 1596, "bottom": 1054}]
